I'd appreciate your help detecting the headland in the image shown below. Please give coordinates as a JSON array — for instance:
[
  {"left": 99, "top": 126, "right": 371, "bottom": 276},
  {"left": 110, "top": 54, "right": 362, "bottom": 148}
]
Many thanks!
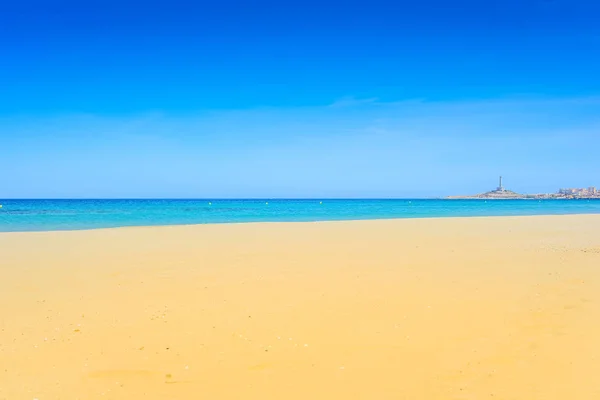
[{"left": 448, "top": 176, "right": 600, "bottom": 199}]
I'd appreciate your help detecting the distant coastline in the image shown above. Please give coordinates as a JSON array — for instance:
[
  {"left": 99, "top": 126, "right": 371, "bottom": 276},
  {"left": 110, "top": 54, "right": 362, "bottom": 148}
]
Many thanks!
[
  {"left": 447, "top": 176, "right": 600, "bottom": 200},
  {"left": 447, "top": 191, "right": 600, "bottom": 200},
  {"left": 445, "top": 190, "right": 600, "bottom": 200},
  {"left": 447, "top": 194, "right": 600, "bottom": 200}
]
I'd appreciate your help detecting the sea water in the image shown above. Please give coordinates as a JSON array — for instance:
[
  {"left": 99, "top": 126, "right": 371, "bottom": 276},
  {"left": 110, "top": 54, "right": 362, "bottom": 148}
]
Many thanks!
[{"left": 0, "top": 199, "right": 599, "bottom": 232}]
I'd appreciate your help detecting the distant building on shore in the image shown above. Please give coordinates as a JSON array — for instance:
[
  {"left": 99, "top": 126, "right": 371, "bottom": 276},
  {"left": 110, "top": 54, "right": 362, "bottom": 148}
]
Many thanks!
[
  {"left": 448, "top": 178, "right": 599, "bottom": 200},
  {"left": 559, "top": 188, "right": 578, "bottom": 195},
  {"left": 495, "top": 176, "right": 505, "bottom": 192},
  {"left": 558, "top": 187, "right": 598, "bottom": 197}
]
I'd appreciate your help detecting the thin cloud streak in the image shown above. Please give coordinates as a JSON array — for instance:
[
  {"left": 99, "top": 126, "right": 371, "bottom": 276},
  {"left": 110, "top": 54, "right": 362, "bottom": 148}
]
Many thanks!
[{"left": 1, "top": 95, "right": 599, "bottom": 198}]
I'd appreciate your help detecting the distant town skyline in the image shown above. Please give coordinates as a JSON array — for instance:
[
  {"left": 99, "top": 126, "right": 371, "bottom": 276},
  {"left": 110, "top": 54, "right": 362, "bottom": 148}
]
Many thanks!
[{"left": 447, "top": 176, "right": 600, "bottom": 199}]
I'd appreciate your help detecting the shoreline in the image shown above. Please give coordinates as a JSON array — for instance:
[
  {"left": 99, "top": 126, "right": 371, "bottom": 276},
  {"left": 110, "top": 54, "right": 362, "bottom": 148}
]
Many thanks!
[{"left": 2, "top": 211, "right": 600, "bottom": 234}]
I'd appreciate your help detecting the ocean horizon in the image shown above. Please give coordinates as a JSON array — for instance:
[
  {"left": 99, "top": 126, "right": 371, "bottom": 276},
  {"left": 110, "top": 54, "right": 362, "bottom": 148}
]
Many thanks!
[{"left": 1, "top": 198, "right": 600, "bottom": 232}]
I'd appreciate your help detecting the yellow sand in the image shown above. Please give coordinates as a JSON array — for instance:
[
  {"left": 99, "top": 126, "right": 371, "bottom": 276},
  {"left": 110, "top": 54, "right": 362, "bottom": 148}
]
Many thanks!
[{"left": 1, "top": 215, "right": 600, "bottom": 399}]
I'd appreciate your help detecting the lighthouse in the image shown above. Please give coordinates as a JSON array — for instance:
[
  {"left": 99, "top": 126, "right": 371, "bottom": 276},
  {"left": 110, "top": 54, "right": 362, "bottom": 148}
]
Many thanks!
[{"left": 497, "top": 176, "right": 505, "bottom": 192}]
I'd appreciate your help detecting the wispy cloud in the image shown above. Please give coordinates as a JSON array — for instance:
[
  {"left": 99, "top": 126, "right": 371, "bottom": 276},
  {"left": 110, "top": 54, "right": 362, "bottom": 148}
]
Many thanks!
[
  {"left": 328, "top": 96, "right": 380, "bottom": 108},
  {"left": 1, "top": 94, "right": 599, "bottom": 198},
  {"left": 4, "top": 95, "right": 600, "bottom": 141}
]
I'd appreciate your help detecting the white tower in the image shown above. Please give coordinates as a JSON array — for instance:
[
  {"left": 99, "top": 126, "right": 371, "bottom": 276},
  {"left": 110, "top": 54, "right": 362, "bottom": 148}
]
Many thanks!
[{"left": 497, "top": 176, "right": 504, "bottom": 192}]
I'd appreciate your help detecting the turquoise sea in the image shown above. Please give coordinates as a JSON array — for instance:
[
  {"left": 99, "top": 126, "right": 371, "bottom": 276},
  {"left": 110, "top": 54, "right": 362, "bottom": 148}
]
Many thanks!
[{"left": 1, "top": 199, "right": 600, "bottom": 232}]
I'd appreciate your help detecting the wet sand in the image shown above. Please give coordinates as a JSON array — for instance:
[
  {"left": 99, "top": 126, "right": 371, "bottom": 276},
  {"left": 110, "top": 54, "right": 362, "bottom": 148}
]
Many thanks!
[{"left": 1, "top": 215, "right": 600, "bottom": 399}]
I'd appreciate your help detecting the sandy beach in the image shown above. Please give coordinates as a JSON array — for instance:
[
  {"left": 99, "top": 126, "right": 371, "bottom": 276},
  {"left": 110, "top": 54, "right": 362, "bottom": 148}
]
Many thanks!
[{"left": 1, "top": 215, "right": 600, "bottom": 399}]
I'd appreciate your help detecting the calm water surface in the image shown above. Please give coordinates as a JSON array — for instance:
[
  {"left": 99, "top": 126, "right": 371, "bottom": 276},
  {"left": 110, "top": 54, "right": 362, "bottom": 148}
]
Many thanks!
[{"left": 1, "top": 199, "right": 599, "bottom": 232}]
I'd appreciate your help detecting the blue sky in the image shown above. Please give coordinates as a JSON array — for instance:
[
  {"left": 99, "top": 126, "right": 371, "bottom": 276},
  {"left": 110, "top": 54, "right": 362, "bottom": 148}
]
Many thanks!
[{"left": 1, "top": 0, "right": 599, "bottom": 198}]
